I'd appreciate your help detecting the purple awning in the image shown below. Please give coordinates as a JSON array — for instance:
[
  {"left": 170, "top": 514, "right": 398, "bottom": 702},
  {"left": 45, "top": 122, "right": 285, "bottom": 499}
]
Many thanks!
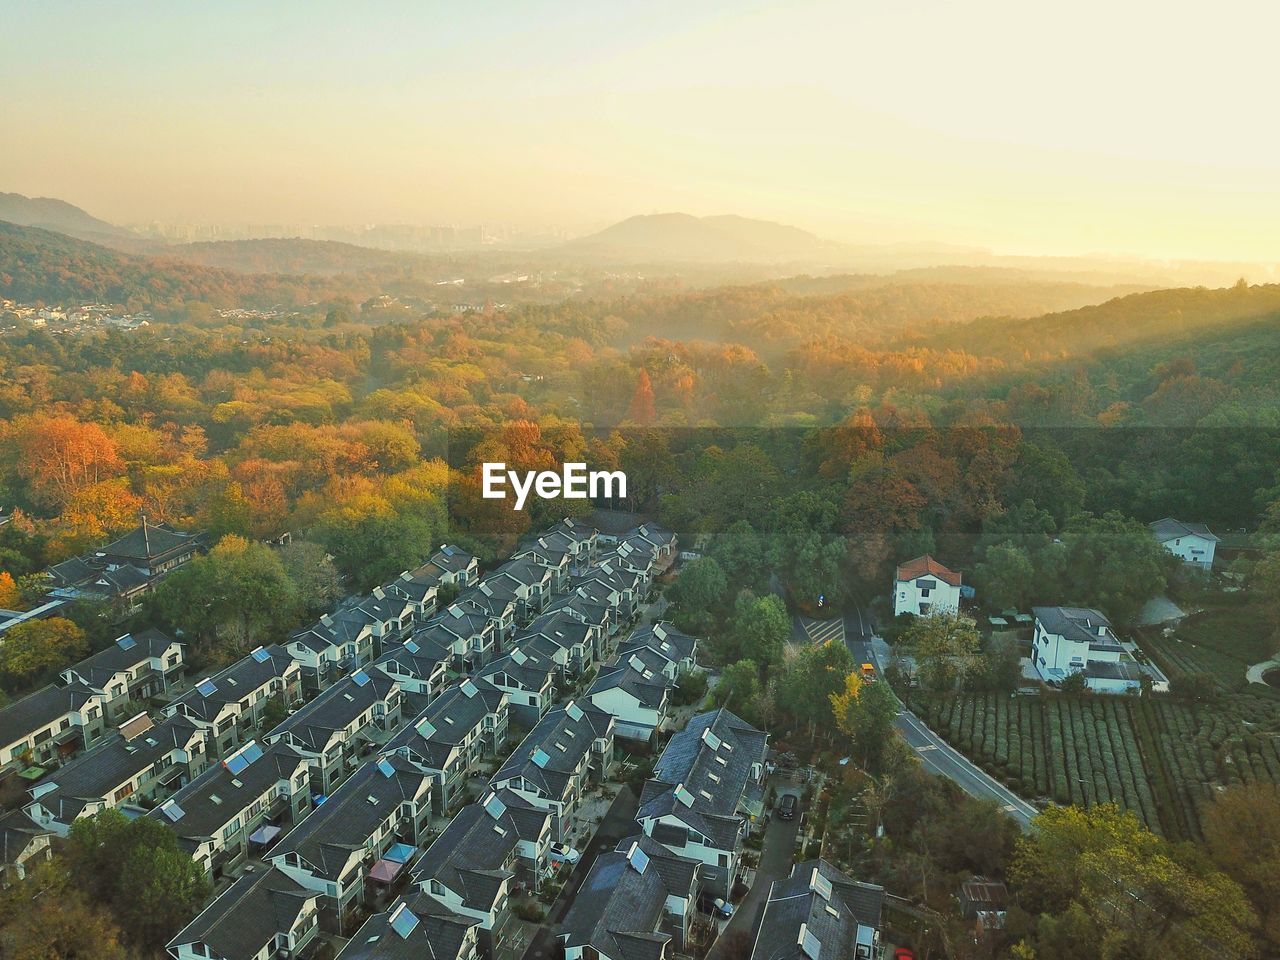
[{"left": 369, "top": 858, "right": 403, "bottom": 883}]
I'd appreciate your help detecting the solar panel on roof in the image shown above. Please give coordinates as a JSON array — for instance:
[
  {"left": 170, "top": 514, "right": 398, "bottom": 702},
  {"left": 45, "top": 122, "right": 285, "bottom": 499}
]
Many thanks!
[
  {"left": 352, "top": 671, "right": 371, "bottom": 687},
  {"left": 224, "top": 741, "right": 263, "bottom": 775},
  {"left": 460, "top": 680, "right": 478, "bottom": 697},
  {"left": 160, "top": 800, "right": 185, "bottom": 822},
  {"left": 811, "top": 868, "right": 833, "bottom": 901},
  {"left": 196, "top": 679, "right": 218, "bottom": 697},
  {"left": 510, "top": 649, "right": 527, "bottom": 665},
  {"left": 389, "top": 903, "right": 419, "bottom": 939},
  {"left": 627, "top": 842, "right": 649, "bottom": 874},
  {"left": 702, "top": 729, "right": 722, "bottom": 751},
  {"left": 675, "top": 784, "right": 695, "bottom": 807},
  {"left": 483, "top": 793, "right": 507, "bottom": 820},
  {"left": 531, "top": 748, "right": 551, "bottom": 769},
  {"left": 800, "top": 926, "right": 821, "bottom": 960},
  {"left": 116, "top": 634, "right": 137, "bottom": 651},
  {"left": 566, "top": 701, "right": 584, "bottom": 722},
  {"left": 250, "top": 646, "right": 270, "bottom": 663},
  {"left": 404, "top": 640, "right": 419, "bottom": 654},
  {"left": 377, "top": 758, "right": 396, "bottom": 778}
]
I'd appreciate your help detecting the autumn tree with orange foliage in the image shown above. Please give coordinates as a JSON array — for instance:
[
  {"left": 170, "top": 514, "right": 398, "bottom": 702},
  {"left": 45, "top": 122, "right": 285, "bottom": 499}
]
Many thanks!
[
  {"left": 14, "top": 414, "right": 124, "bottom": 509},
  {"left": 627, "top": 368, "right": 657, "bottom": 425}
]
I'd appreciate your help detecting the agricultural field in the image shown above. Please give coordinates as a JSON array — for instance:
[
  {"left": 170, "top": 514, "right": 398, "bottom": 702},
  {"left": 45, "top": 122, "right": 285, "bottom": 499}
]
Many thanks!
[
  {"left": 909, "top": 689, "right": 1280, "bottom": 840},
  {"left": 1139, "top": 601, "right": 1274, "bottom": 693}
]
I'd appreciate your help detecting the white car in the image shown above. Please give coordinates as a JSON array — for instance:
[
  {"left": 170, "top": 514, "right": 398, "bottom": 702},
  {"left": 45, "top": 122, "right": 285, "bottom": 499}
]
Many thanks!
[{"left": 548, "top": 842, "right": 580, "bottom": 865}]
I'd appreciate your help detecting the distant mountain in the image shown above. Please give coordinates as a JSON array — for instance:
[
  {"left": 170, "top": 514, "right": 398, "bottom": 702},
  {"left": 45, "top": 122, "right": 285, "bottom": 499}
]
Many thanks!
[
  {"left": 563, "top": 213, "right": 842, "bottom": 263},
  {"left": 0, "top": 192, "right": 130, "bottom": 241},
  {"left": 0, "top": 221, "right": 362, "bottom": 310}
]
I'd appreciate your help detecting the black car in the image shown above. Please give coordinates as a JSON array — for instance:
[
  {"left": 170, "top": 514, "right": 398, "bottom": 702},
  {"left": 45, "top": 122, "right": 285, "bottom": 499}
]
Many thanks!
[{"left": 776, "top": 793, "right": 798, "bottom": 820}]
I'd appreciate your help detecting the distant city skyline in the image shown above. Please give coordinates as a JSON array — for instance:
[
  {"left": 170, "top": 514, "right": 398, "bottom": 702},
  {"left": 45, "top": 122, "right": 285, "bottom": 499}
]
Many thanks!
[{"left": 3, "top": 0, "right": 1280, "bottom": 261}]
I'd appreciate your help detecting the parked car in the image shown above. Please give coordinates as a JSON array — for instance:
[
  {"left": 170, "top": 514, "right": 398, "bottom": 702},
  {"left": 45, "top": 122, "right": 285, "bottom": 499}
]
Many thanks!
[
  {"left": 548, "top": 842, "right": 580, "bottom": 865},
  {"left": 696, "top": 892, "right": 734, "bottom": 919},
  {"left": 776, "top": 793, "right": 798, "bottom": 820},
  {"left": 893, "top": 948, "right": 915, "bottom": 960}
]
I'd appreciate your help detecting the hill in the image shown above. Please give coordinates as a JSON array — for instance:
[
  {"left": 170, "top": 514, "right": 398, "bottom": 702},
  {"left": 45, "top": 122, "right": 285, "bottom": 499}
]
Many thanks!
[
  {"left": 0, "top": 220, "right": 360, "bottom": 311},
  {"left": 0, "top": 192, "right": 130, "bottom": 241},
  {"left": 562, "top": 212, "right": 841, "bottom": 263}
]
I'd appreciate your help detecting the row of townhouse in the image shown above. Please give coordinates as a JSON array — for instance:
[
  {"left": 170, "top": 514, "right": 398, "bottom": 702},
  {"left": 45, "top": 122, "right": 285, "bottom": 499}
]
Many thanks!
[
  {"left": 165, "top": 645, "right": 304, "bottom": 760},
  {"left": 155, "top": 519, "right": 675, "bottom": 960},
  {"left": 0, "top": 628, "right": 188, "bottom": 775},
  {"left": 265, "top": 669, "right": 404, "bottom": 796},
  {"left": 151, "top": 739, "right": 314, "bottom": 880},
  {"left": 25, "top": 711, "right": 208, "bottom": 835},
  {"left": 547, "top": 707, "right": 770, "bottom": 960},
  {"left": 286, "top": 544, "right": 477, "bottom": 694},
  {"left": 749, "top": 859, "right": 887, "bottom": 960}
]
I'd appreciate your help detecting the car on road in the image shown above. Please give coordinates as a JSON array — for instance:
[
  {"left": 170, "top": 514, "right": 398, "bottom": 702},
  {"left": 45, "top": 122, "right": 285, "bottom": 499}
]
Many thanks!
[
  {"left": 696, "top": 892, "right": 734, "bottom": 919},
  {"left": 548, "top": 842, "right": 580, "bottom": 865},
  {"left": 776, "top": 793, "right": 798, "bottom": 820}
]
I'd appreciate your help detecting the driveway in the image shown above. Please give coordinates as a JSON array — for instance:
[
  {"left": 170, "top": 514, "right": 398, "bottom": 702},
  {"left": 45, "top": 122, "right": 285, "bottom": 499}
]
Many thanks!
[{"left": 707, "top": 789, "right": 801, "bottom": 959}]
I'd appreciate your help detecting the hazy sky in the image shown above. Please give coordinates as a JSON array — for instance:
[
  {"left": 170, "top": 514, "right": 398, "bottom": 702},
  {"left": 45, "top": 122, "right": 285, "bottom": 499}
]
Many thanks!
[{"left": 3, "top": 0, "right": 1279, "bottom": 259}]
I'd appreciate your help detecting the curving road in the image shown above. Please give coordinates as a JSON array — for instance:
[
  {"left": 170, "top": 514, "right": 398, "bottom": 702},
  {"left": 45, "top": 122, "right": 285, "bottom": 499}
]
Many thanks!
[{"left": 797, "top": 603, "right": 1038, "bottom": 832}]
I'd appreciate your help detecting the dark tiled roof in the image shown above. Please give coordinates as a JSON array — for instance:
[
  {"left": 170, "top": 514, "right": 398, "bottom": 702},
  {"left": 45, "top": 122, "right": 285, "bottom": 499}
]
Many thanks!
[
  {"left": 97, "top": 521, "right": 202, "bottom": 563},
  {"left": 410, "top": 793, "right": 540, "bottom": 913},
  {"left": 29, "top": 713, "right": 201, "bottom": 823},
  {"left": 167, "top": 866, "right": 318, "bottom": 959},
  {"left": 750, "top": 860, "right": 884, "bottom": 960},
  {"left": 492, "top": 701, "right": 612, "bottom": 797},
  {"left": 590, "top": 649, "right": 672, "bottom": 710},
  {"left": 620, "top": 622, "right": 696, "bottom": 665},
  {"left": 168, "top": 645, "right": 297, "bottom": 722},
  {"left": 0, "top": 682, "right": 103, "bottom": 749},
  {"left": 385, "top": 681, "right": 505, "bottom": 770},
  {"left": 1149, "top": 517, "right": 1219, "bottom": 543},
  {"left": 477, "top": 647, "right": 556, "bottom": 694},
  {"left": 560, "top": 834, "right": 696, "bottom": 960},
  {"left": 151, "top": 740, "right": 307, "bottom": 847},
  {"left": 337, "top": 891, "right": 478, "bottom": 960},
  {"left": 65, "top": 628, "right": 180, "bottom": 686},
  {"left": 0, "top": 809, "right": 50, "bottom": 868},
  {"left": 1033, "top": 606, "right": 1121, "bottom": 649},
  {"left": 270, "top": 671, "right": 398, "bottom": 752},
  {"left": 269, "top": 755, "right": 430, "bottom": 881}
]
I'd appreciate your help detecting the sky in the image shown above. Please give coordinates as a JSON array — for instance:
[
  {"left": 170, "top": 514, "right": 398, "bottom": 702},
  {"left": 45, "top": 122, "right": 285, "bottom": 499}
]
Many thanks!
[{"left": 3, "top": 0, "right": 1279, "bottom": 260}]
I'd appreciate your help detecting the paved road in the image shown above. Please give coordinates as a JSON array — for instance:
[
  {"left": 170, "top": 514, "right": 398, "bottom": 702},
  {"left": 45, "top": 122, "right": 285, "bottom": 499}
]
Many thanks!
[
  {"left": 707, "top": 786, "right": 802, "bottom": 960},
  {"left": 796, "top": 602, "right": 1039, "bottom": 832}
]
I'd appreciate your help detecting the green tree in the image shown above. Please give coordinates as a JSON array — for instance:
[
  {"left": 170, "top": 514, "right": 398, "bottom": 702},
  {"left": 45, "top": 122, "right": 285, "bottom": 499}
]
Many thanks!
[
  {"left": 707, "top": 520, "right": 769, "bottom": 593},
  {"left": 974, "top": 542, "right": 1037, "bottom": 611},
  {"left": 66, "top": 809, "right": 210, "bottom": 952},
  {"left": 0, "top": 860, "right": 130, "bottom": 960},
  {"left": 1202, "top": 783, "right": 1280, "bottom": 950},
  {"left": 777, "top": 640, "right": 855, "bottom": 730},
  {"left": 713, "top": 660, "right": 763, "bottom": 725},
  {"left": 278, "top": 539, "right": 344, "bottom": 614},
  {"left": 901, "top": 612, "right": 981, "bottom": 692},
  {"left": 314, "top": 510, "right": 441, "bottom": 590},
  {"left": 149, "top": 535, "right": 301, "bottom": 658},
  {"left": 667, "top": 556, "right": 729, "bottom": 635},
  {"left": 830, "top": 671, "right": 899, "bottom": 771},
  {"left": 1059, "top": 512, "right": 1172, "bottom": 625},
  {"left": 734, "top": 593, "right": 789, "bottom": 671}
]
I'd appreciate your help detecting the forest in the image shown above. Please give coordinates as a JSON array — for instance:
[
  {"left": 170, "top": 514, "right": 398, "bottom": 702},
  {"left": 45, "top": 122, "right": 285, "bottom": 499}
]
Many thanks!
[{"left": 5, "top": 224, "right": 1280, "bottom": 958}]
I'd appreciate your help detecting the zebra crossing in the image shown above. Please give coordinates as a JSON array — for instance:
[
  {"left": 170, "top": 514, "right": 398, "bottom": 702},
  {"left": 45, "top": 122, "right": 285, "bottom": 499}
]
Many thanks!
[{"left": 798, "top": 616, "right": 845, "bottom": 646}]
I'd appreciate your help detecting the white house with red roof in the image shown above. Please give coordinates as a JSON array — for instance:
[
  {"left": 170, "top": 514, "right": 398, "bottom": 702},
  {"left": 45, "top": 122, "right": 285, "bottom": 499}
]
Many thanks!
[{"left": 893, "top": 555, "right": 962, "bottom": 617}]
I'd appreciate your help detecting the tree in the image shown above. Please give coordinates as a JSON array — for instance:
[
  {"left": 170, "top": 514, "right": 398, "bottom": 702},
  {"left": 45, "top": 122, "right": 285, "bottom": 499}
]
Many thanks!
[
  {"left": 1011, "top": 804, "right": 1259, "bottom": 960},
  {"left": 0, "top": 570, "right": 19, "bottom": 609},
  {"left": 777, "top": 640, "right": 855, "bottom": 730},
  {"left": 830, "top": 671, "right": 899, "bottom": 770},
  {"left": 14, "top": 414, "right": 124, "bottom": 509},
  {"left": 734, "top": 594, "right": 789, "bottom": 671},
  {"left": 901, "top": 612, "right": 981, "bottom": 692},
  {"left": 1059, "top": 512, "right": 1171, "bottom": 625},
  {"left": 1202, "top": 783, "right": 1280, "bottom": 949},
  {"left": 278, "top": 539, "right": 343, "bottom": 614},
  {"left": 972, "top": 635, "right": 1023, "bottom": 693},
  {"left": 974, "top": 542, "right": 1037, "bottom": 611},
  {"left": 627, "top": 368, "right": 657, "bottom": 424},
  {"left": 667, "top": 557, "right": 729, "bottom": 635},
  {"left": 66, "top": 809, "right": 210, "bottom": 952},
  {"left": 0, "top": 616, "right": 87, "bottom": 683},
  {"left": 0, "top": 860, "right": 130, "bottom": 960},
  {"left": 707, "top": 520, "right": 769, "bottom": 593},
  {"left": 149, "top": 535, "right": 301, "bottom": 658},
  {"left": 714, "top": 660, "right": 763, "bottom": 725}
]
